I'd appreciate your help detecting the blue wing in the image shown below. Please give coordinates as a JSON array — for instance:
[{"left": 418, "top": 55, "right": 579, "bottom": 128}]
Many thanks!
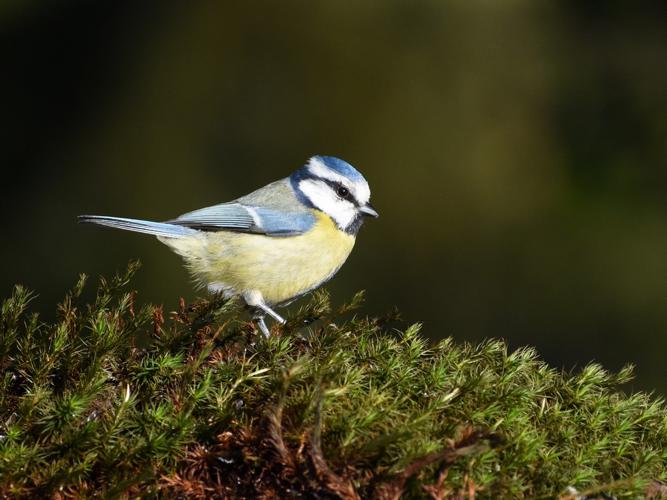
[{"left": 168, "top": 202, "right": 316, "bottom": 236}]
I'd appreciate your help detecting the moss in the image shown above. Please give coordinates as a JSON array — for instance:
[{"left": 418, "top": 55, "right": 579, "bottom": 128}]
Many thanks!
[{"left": 0, "top": 262, "right": 665, "bottom": 498}]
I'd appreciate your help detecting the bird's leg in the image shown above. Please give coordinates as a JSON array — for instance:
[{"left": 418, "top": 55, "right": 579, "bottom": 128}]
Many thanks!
[
  {"left": 254, "top": 314, "right": 271, "bottom": 338},
  {"left": 244, "top": 291, "right": 285, "bottom": 337},
  {"left": 256, "top": 303, "right": 286, "bottom": 325}
]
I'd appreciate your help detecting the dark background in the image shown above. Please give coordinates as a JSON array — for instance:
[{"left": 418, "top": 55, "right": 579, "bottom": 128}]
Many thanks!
[{"left": 1, "top": 2, "right": 666, "bottom": 392}]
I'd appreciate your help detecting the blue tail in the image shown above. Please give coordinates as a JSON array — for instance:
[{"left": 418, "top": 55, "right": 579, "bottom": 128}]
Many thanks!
[{"left": 78, "top": 215, "right": 197, "bottom": 238}]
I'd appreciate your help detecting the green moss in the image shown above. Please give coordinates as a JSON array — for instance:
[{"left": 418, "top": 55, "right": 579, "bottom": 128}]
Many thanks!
[{"left": 0, "top": 262, "right": 665, "bottom": 498}]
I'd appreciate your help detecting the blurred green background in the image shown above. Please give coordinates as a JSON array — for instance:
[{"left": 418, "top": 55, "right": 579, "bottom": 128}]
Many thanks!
[{"left": 1, "top": 1, "right": 666, "bottom": 392}]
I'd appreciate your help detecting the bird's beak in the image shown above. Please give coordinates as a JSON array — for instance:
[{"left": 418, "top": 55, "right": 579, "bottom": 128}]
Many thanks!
[{"left": 359, "top": 203, "right": 379, "bottom": 218}]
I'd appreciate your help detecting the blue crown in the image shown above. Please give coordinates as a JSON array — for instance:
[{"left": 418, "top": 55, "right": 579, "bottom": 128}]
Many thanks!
[{"left": 314, "top": 155, "right": 364, "bottom": 182}]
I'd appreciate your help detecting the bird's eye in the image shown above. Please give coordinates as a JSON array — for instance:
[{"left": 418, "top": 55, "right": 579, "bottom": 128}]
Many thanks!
[{"left": 337, "top": 186, "right": 350, "bottom": 198}]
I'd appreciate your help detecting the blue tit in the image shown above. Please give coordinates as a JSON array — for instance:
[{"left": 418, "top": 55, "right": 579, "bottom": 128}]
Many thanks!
[{"left": 79, "top": 155, "right": 378, "bottom": 336}]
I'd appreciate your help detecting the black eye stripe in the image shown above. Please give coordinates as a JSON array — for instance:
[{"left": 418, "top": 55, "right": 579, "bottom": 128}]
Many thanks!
[{"left": 320, "top": 178, "right": 358, "bottom": 205}]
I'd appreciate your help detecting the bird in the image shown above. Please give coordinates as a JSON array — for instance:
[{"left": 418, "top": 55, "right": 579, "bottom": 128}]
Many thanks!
[{"left": 79, "top": 155, "right": 378, "bottom": 337}]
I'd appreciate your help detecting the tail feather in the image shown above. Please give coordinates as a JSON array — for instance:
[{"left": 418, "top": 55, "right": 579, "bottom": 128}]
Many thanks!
[{"left": 78, "top": 215, "right": 197, "bottom": 238}]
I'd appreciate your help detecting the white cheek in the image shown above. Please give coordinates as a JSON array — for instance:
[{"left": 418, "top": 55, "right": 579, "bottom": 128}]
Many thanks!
[{"left": 299, "top": 179, "right": 357, "bottom": 228}]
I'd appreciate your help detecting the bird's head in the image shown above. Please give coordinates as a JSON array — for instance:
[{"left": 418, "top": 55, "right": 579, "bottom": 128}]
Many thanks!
[{"left": 290, "top": 156, "right": 378, "bottom": 234}]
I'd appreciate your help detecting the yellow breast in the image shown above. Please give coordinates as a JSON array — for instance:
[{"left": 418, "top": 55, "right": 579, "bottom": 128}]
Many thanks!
[{"left": 170, "top": 210, "right": 356, "bottom": 305}]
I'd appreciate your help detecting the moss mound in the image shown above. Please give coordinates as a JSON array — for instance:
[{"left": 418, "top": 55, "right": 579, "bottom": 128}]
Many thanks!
[{"left": 0, "top": 263, "right": 665, "bottom": 498}]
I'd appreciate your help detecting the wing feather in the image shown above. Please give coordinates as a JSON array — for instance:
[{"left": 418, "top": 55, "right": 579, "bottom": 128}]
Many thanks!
[{"left": 167, "top": 202, "right": 315, "bottom": 236}]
